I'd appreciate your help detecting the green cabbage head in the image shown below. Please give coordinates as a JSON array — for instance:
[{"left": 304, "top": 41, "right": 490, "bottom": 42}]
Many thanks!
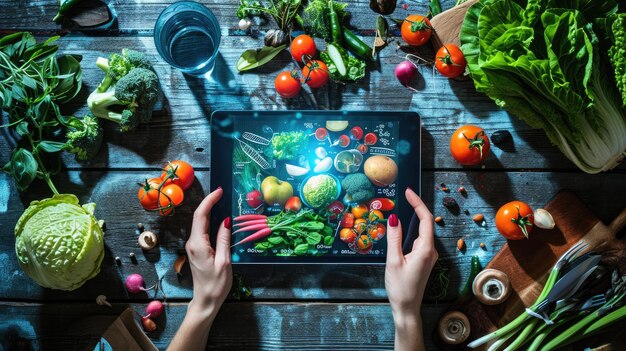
[{"left": 15, "top": 194, "right": 105, "bottom": 291}]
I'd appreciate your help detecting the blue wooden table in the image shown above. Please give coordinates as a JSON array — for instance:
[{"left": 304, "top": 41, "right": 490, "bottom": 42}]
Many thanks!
[{"left": 1, "top": 0, "right": 625, "bottom": 350}]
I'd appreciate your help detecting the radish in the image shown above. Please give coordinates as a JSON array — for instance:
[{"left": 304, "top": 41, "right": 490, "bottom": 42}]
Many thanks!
[
  {"left": 125, "top": 273, "right": 149, "bottom": 294},
  {"left": 145, "top": 300, "right": 164, "bottom": 318},
  {"left": 234, "top": 214, "right": 267, "bottom": 221},
  {"left": 395, "top": 60, "right": 419, "bottom": 92},
  {"left": 233, "top": 228, "right": 273, "bottom": 246},
  {"left": 233, "top": 223, "right": 270, "bottom": 234},
  {"left": 233, "top": 219, "right": 267, "bottom": 227}
]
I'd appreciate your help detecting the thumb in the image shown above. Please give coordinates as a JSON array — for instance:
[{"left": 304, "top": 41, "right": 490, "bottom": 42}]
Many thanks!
[{"left": 386, "top": 214, "right": 403, "bottom": 266}]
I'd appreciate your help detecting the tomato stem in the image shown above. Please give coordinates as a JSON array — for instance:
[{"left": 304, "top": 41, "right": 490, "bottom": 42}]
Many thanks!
[
  {"left": 462, "top": 131, "right": 486, "bottom": 159},
  {"left": 406, "top": 18, "right": 431, "bottom": 32},
  {"left": 438, "top": 45, "right": 464, "bottom": 67},
  {"left": 510, "top": 205, "right": 533, "bottom": 238}
]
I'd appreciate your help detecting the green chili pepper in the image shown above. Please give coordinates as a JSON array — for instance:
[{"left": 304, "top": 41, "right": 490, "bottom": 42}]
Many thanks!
[
  {"left": 460, "top": 255, "right": 481, "bottom": 297},
  {"left": 342, "top": 27, "right": 374, "bottom": 61},
  {"left": 53, "top": 0, "right": 82, "bottom": 22},
  {"left": 328, "top": 0, "right": 342, "bottom": 44}
]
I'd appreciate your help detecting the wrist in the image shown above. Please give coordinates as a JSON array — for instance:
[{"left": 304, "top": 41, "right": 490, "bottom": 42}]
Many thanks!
[
  {"left": 188, "top": 298, "right": 220, "bottom": 324},
  {"left": 392, "top": 308, "right": 422, "bottom": 332}
]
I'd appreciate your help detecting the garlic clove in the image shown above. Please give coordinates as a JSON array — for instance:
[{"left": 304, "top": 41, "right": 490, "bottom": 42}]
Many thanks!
[
  {"left": 534, "top": 208, "right": 555, "bottom": 229},
  {"left": 238, "top": 19, "right": 252, "bottom": 31}
]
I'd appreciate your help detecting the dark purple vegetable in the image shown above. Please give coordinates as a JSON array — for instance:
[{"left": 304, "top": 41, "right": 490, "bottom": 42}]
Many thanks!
[
  {"left": 369, "top": 0, "right": 397, "bottom": 15},
  {"left": 396, "top": 60, "right": 419, "bottom": 92}
]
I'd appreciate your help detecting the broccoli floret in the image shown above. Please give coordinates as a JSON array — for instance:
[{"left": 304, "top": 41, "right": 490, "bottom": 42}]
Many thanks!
[
  {"left": 341, "top": 173, "right": 375, "bottom": 203},
  {"left": 87, "top": 68, "right": 160, "bottom": 132},
  {"left": 95, "top": 49, "right": 155, "bottom": 93},
  {"left": 64, "top": 115, "right": 104, "bottom": 161}
]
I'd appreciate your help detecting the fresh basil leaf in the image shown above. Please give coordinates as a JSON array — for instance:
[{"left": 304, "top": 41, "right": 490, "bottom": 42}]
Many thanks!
[
  {"left": 37, "top": 141, "right": 66, "bottom": 153},
  {"left": 237, "top": 45, "right": 287, "bottom": 72},
  {"left": 10, "top": 148, "right": 38, "bottom": 192},
  {"left": 11, "top": 83, "right": 26, "bottom": 102},
  {"left": 52, "top": 54, "right": 83, "bottom": 103},
  {"left": 267, "top": 236, "right": 284, "bottom": 245},
  {"left": 294, "top": 243, "right": 309, "bottom": 256},
  {"left": 323, "top": 235, "right": 335, "bottom": 246},
  {"left": 22, "top": 75, "right": 38, "bottom": 90},
  {"left": 306, "top": 232, "right": 322, "bottom": 245}
]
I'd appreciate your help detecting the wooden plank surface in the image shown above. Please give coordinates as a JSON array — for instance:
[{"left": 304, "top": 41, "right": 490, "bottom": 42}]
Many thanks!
[
  {"left": 2, "top": 170, "right": 624, "bottom": 301},
  {"left": 0, "top": 301, "right": 448, "bottom": 350},
  {"left": 1, "top": 35, "right": 619, "bottom": 171}
]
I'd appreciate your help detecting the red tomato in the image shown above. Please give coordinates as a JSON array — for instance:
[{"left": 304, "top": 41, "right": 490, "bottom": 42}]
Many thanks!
[
  {"left": 340, "top": 213, "right": 355, "bottom": 228},
  {"left": 159, "top": 184, "right": 185, "bottom": 216},
  {"left": 357, "top": 144, "right": 368, "bottom": 154},
  {"left": 275, "top": 71, "right": 301, "bottom": 98},
  {"left": 138, "top": 177, "right": 163, "bottom": 210},
  {"left": 162, "top": 160, "right": 195, "bottom": 190},
  {"left": 368, "top": 223, "right": 386, "bottom": 241},
  {"left": 315, "top": 127, "right": 328, "bottom": 141},
  {"left": 435, "top": 44, "right": 467, "bottom": 78},
  {"left": 401, "top": 14, "right": 432, "bottom": 46},
  {"left": 356, "top": 234, "right": 373, "bottom": 254},
  {"left": 340, "top": 228, "right": 357, "bottom": 244},
  {"left": 290, "top": 34, "right": 317, "bottom": 63},
  {"left": 350, "top": 126, "right": 364, "bottom": 140},
  {"left": 354, "top": 218, "right": 368, "bottom": 234},
  {"left": 338, "top": 134, "right": 350, "bottom": 147},
  {"left": 450, "top": 125, "right": 490, "bottom": 165},
  {"left": 364, "top": 132, "right": 378, "bottom": 145},
  {"left": 496, "top": 201, "right": 534, "bottom": 240},
  {"left": 301, "top": 60, "right": 329, "bottom": 88}
]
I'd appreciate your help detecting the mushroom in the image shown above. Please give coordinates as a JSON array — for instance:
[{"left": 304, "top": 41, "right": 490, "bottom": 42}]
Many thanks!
[
  {"left": 438, "top": 311, "right": 470, "bottom": 345},
  {"left": 96, "top": 295, "right": 112, "bottom": 307},
  {"left": 138, "top": 231, "right": 158, "bottom": 250},
  {"left": 472, "top": 269, "right": 511, "bottom": 305}
]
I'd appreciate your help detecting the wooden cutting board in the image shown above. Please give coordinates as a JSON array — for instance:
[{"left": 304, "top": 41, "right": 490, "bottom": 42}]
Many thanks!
[
  {"left": 434, "top": 190, "right": 626, "bottom": 350},
  {"left": 430, "top": 0, "right": 479, "bottom": 48}
]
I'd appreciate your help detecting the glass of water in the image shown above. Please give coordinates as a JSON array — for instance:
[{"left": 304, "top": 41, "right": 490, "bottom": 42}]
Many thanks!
[{"left": 154, "top": 1, "right": 221, "bottom": 77}]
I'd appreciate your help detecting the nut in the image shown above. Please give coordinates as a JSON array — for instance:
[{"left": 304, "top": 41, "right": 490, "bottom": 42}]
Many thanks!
[
  {"left": 473, "top": 214, "right": 485, "bottom": 224},
  {"left": 174, "top": 255, "right": 187, "bottom": 276},
  {"left": 142, "top": 317, "right": 157, "bottom": 332},
  {"left": 435, "top": 216, "right": 443, "bottom": 225},
  {"left": 480, "top": 243, "right": 486, "bottom": 250},
  {"left": 138, "top": 231, "right": 158, "bottom": 250},
  {"left": 457, "top": 238, "right": 466, "bottom": 252}
]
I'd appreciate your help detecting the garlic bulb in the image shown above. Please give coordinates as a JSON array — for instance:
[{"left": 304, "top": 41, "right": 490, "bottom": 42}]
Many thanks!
[
  {"left": 238, "top": 19, "right": 252, "bottom": 31},
  {"left": 534, "top": 209, "right": 555, "bottom": 229}
]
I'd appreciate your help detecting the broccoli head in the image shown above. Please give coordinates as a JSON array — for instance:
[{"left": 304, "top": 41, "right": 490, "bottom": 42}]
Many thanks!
[
  {"left": 341, "top": 173, "right": 375, "bottom": 203},
  {"left": 95, "top": 49, "right": 155, "bottom": 93},
  {"left": 87, "top": 68, "right": 160, "bottom": 132},
  {"left": 64, "top": 115, "right": 104, "bottom": 161}
]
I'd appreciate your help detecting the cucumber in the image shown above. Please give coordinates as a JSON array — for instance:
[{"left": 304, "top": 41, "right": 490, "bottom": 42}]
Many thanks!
[{"left": 326, "top": 43, "right": 347, "bottom": 77}]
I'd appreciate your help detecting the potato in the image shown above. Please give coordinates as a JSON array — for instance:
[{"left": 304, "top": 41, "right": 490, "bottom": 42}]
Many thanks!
[{"left": 364, "top": 155, "right": 398, "bottom": 187}]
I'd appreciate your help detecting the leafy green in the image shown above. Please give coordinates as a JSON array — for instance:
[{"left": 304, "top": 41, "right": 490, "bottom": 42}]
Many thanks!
[
  {"left": 0, "top": 32, "right": 87, "bottom": 194},
  {"left": 15, "top": 194, "right": 105, "bottom": 291},
  {"left": 237, "top": 0, "right": 302, "bottom": 31},
  {"left": 460, "top": 0, "right": 626, "bottom": 174},
  {"left": 320, "top": 44, "right": 366, "bottom": 82},
  {"left": 608, "top": 14, "right": 626, "bottom": 106},
  {"left": 236, "top": 45, "right": 287, "bottom": 72},
  {"left": 271, "top": 131, "right": 308, "bottom": 159},
  {"left": 302, "top": 174, "right": 338, "bottom": 208},
  {"left": 302, "top": 0, "right": 349, "bottom": 41}
]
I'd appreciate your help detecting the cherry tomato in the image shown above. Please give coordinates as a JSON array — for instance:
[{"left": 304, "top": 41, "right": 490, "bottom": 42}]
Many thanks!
[
  {"left": 356, "top": 234, "right": 373, "bottom": 253},
  {"left": 354, "top": 218, "right": 368, "bottom": 234},
  {"left": 158, "top": 184, "right": 185, "bottom": 216},
  {"left": 302, "top": 60, "right": 329, "bottom": 88},
  {"left": 315, "top": 127, "right": 328, "bottom": 141},
  {"left": 138, "top": 177, "right": 163, "bottom": 210},
  {"left": 364, "top": 132, "right": 378, "bottom": 145},
  {"left": 338, "top": 134, "right": 350, "bottom": 147},
  {"left": 350, "top": 126, "right": 364, "bottom": 140},
  {"left": 368, "top": 210, "right": 384, "bottom": 222},
  {"left": 340, "top": 228, "right": 357, "bottom": 244},
  {"left": 495, "top": 201, "right": 534, "bottom": 240},
  {"left": 340, "top": 213, "right": 355, "bottom": 228},
  {"left": 162, "top": 160, "right": 195, "bottom": 190},
  {"left": 401, "top": 14, "right": 432, "bottom": 46},
  {"left": 435, "top": 44, "right": 467, "bottom": 78},
  {"left": 351, "top": 204, "right": 369, "bottom": 218},
  {"left": 275, "top": 71, "right": 301, "bottom": 98},
  {"left": 357, "top": 144, "right": 368, "bottom": 154},
  {"left": 450, "top": 125, "right": 490, "bottom": 165},
  {"left": 290, "top": 34, "right": 317, "bottom": 63},
  {"left": 368, "top": 223, "right": 386, "bottom": 241}
]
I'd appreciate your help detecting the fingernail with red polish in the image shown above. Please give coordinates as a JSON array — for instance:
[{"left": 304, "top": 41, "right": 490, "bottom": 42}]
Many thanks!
[
  {"left": 407, "top": 186, "right": 413, "bottom": 191},
  {"left": 217, "top": 186, "right": 223, "bottom": 191},
  {"left": 389, "top": 214, "right": 398, "bottom": 227},
  {"left": 224, "top": 216, "right": 232, "bottom": 230}
]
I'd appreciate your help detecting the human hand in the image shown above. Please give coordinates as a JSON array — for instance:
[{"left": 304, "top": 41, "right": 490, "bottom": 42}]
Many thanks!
[
  {"left": 185, "top": 188, "right": 233, "bottom": 317},
  {"left": 385, "top": 188, "right": 438, "bottom": 350}
]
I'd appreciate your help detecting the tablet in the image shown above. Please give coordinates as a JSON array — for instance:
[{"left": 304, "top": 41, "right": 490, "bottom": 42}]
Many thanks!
[{"left": 210, "top": 111, "right": 421, "bottom": 264}]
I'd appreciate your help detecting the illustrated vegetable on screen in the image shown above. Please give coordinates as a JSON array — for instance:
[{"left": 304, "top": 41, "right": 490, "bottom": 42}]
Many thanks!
[{"left": 15, "top": 194, "right": 105, "bottom": 291}]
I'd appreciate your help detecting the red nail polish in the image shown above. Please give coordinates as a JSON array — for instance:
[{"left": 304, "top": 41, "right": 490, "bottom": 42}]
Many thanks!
[
  {"left": 407, "top": 186, "right": 413, "bottom": 191},
  {"left": 389, "top": 214, "right": 398, "bottom": 227},
  {"left": 224, "top": 216, "right": 232, "bottom": 229},
  {"left": 217, "top": 186, "right": 223, "bottom": 191}
]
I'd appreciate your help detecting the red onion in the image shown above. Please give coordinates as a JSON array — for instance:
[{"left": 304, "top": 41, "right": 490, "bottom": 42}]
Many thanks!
[{"left": 395, "top": 60, "right": 419, "bottom": 92}]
